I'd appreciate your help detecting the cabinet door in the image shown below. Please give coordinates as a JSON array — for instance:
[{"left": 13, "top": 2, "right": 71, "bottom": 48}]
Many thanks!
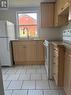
[
  {"left": 62, "top": 0, "right": 69, "bottom": 10},
  {"left": 26, "top": 41, "right": 36, "bottom": 61},
  {"left": 54, "top": 1, "right": 58, "bottom": 26},
  {"left": 64, "top": 50, "right": 71, "bottom": 95},
  {"left": 54, "top": 1, "right": 68, "bottom": 27},
  {"left": 41, "top": 3, "right": 54, "bottom": 27},
  {"left": 57, "top": 0, "right": 62, "bottom": 15},
  {"left": 69, "top": 0, "right": 71, "bottom": 20},
  {"left": 68, "top": 54, "right": 71, "bottom": 95},
  {"left": 36, "top": 41, "right": 44, "bottom": 62},
  {"left": 13, "top": 45, "right": 26, "bottom": 63}
]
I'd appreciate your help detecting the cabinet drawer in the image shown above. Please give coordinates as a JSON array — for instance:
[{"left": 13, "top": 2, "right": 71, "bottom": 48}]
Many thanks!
[
  {"left": 13, "top": 41, "right": 36, "bottom": 46},
  {"left": 13, "top": 41, "right": 27, "bottom": 46}
]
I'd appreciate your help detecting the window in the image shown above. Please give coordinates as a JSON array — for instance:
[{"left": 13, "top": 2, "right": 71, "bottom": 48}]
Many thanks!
[{"left": 17, "top": 12, "right": 38, "bottom": 38}]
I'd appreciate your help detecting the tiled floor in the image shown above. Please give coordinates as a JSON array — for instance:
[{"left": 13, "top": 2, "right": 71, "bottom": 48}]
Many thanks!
[{"left": 2, "top": 65, "right": 65, "bottom": 95}]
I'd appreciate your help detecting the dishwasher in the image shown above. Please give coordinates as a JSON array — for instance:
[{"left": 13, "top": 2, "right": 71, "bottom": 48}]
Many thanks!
[{"left": 43, "top": 40, "right": 53, "bottom": 80}]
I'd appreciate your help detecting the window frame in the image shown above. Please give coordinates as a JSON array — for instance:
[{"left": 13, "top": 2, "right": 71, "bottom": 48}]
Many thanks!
[{"left": 16, "top": 11, "right": 39, "bottom": 39}]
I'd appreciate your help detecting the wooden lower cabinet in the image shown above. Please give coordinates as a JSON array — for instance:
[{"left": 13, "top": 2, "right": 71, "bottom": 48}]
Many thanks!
[
  {"left": 12, "top": 40, "right": 45, "bottom": 65},
  {"left": 36, "top": 41, "right": 45, "bottom": 64},
  {"left": 12, "top": 44, "right": 27, "bottom": 63},
  {"left": 52, "top": 42, "right": 65, "bottom": 87},
  {"left": 64, "top": 45, "right": 71, "bottom": 95},
  {"left": 25, "top": 41, "right": 36, "bottom": 62}
]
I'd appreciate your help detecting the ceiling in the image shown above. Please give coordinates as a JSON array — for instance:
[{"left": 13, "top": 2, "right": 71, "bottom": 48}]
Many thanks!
[{"left": 9, "top": 0, "right": 56, "bottom": 7}]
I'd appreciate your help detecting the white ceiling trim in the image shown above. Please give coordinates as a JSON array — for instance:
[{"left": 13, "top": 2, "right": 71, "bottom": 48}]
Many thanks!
[{"left": 8, "top": 0, "right": 56, "bottom": 7}]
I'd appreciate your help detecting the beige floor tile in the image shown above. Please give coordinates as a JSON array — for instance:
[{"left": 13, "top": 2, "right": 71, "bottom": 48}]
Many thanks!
[
  {"left": 7, "top": 74, "right": 20, "bottom": 81},
  {"left": 44, "top": 90, "right": 59, "bottom": 95},
  {"left": 6, "top": 70, "right": 17, "bottom": 74},
  {"left": 2, "top": 69, "right": 9, "bottom": 74},
  {"left": 41, "top": 74, "right": 48, "bottom": 80},
  {"left": 22, "top": 81, "right": 35, "bottom": 89},
  {"left": 31, "top": 74, "right": 41, "bottom": 80},
  {"left": 2, "top": 74, "right": 9, "bottom": 81},
  {"left": 18, "top": 74, "right": 30, "bottom": 80},
  {"left": 15, "top": 69, "right": 27, "bottom": 74},
  {"left": 8, "top": 81, "right": 23, "bottom": 90},
  {"left": 2, "top": 65, "right": 64, "bottom": 95},
  {"left": 28, "top": 90, "right": 43, "bottom": 95},
  {"left": 36, "top": 80, "right": 49, "bottom": 90},
  {"left": 36, "top": 69, "right": 47, "bottom": 74},
  {"left": 3, "top": 81, "right": 11, "bottom": 90},
  {"left": 26, "top": 69, "right": 36, "bottom": 74},
  {"left": 12, "top": 90, "right": 27, "bottom": 95},
  {"left": 4, "top": 90, "right": 13, "bottom": 95}
]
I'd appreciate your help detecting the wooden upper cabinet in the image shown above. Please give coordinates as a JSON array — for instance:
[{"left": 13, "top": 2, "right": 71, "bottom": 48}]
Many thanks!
[
  {"left": 62, "top": 0, "right": 69, "bottom": 11},
  {"left": 40, "top": 2, "right": 55, "bottom": 28},
  {"left": 54, "top": 0, "right": 69, "bottom": 27},
  {"left": 57, "top": 0, "right": 69, "bottom": 15},
  {"left": 69, "top": 0, "right": 71, "bottom": 20},
  {"left": 57, "top": 0, "right": 62, "bottom": 15}
]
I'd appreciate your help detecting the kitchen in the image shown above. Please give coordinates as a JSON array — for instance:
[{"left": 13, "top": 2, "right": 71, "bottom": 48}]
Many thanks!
[{"left": 0, "top": 0, "right": 71, "bottom": 95}]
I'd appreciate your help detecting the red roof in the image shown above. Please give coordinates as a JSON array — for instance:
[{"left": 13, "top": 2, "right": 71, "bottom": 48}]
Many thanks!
[{"left": 19, "top": 15, "right": 37, "bottom": 25}]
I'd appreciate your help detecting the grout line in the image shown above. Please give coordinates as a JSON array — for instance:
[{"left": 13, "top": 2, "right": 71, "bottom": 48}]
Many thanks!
[
  {"left": 42, "top": 90, "right": 44, "bottom": 95},
  {"left": 21, "top": 80, "right": 24, "bottom": 89},
  {"left": 25, "top": 68, "right": 27, "bottom": 74},
  {"left": 11, "top": 90, "right": 13, "bottom": 95},
  {"left": 35, "top": 80, "right": 36, "bottom": 90},
  {"left": 17, "top": 73, "right": 21, "bottom": 81},
  {"left": 30, "top": 74, "right": 31, "bottom": 80},
  {"left": 6, "top": 80, "right": 12, "bottom": 89},
  {"left": 27, "top": 89, "right": 29, "bottom": 95}
]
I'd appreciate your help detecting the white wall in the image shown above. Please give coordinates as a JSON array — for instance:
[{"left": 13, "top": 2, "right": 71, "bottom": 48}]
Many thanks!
[
  {"left": 38, "top": 28, "right": 62, "bottom": 40},
  {"left": 0, "top": 7, "right": 62, "bottom": 40}
]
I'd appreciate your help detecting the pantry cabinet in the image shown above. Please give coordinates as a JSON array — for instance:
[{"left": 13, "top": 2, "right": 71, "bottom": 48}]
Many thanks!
[
  {"left": 52, "top": 42, "right": 65, "bottom": 87},
  {"left": 12, "top": 40, "right": 45, "bottom": 65},
  {"left": 64, "top": 44, "right": 71, "bottom": 95},
  {"left": 40, "top": 2, "right": 54, "bottom": 27}
]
